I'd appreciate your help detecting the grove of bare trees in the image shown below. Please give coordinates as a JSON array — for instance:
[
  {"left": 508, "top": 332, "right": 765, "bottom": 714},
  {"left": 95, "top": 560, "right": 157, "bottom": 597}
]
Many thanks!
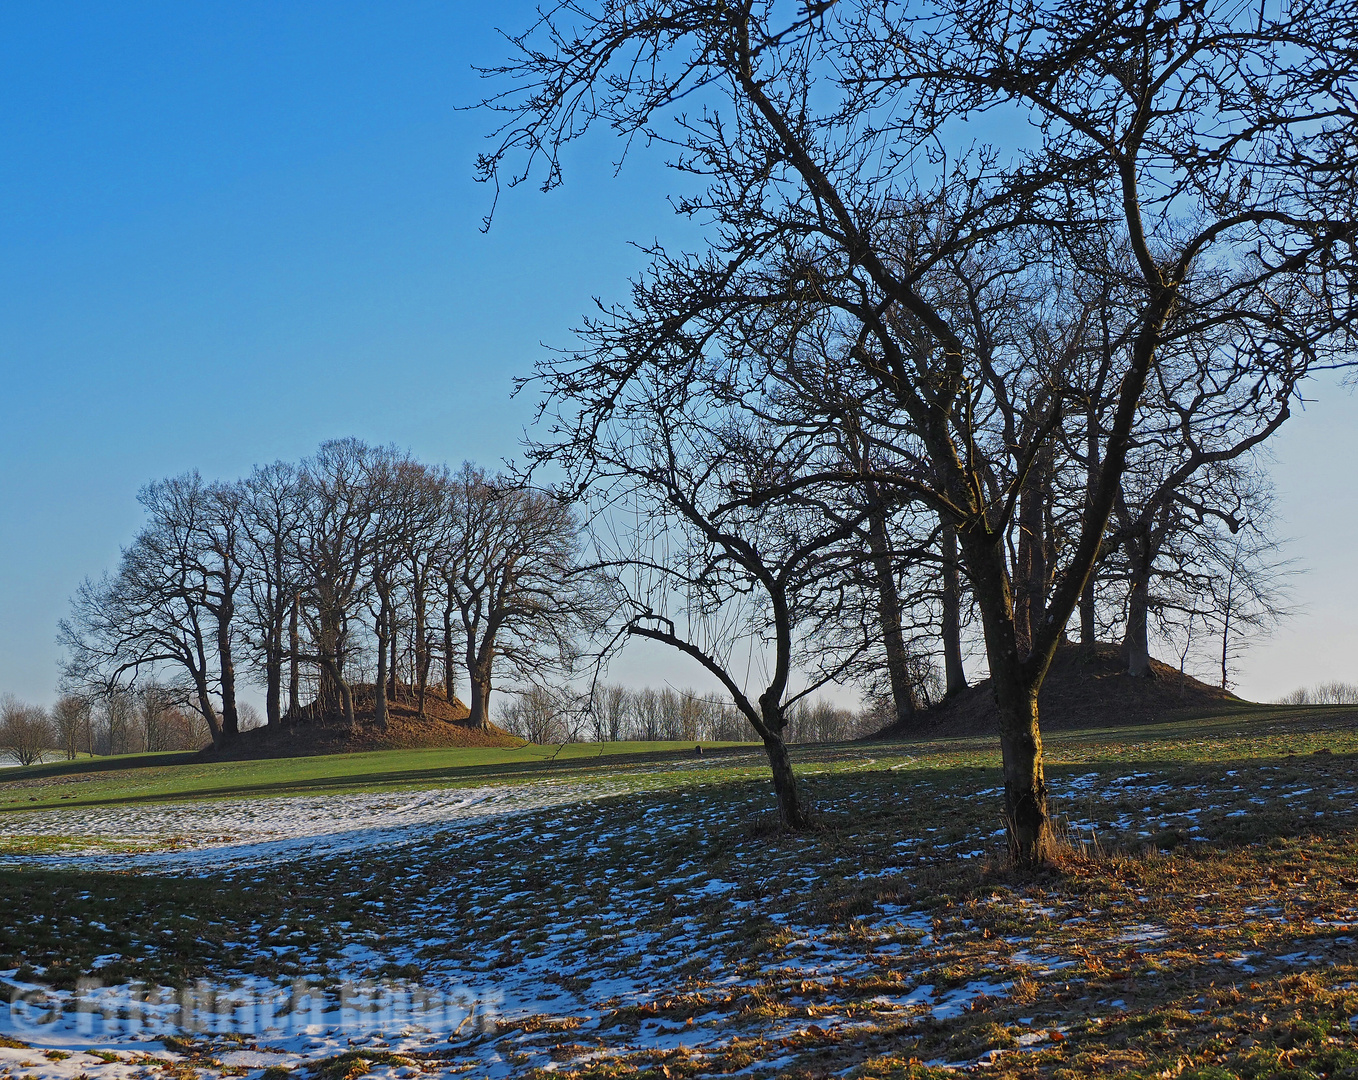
[{"left": 59, "top": 441, "right": 601, "bottom": 746}]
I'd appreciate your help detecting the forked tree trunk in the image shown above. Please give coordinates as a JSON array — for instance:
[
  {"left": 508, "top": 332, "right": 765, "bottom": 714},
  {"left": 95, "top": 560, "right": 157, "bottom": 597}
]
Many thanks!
[
  {"left": 760, "top": 726, "right": 808, "bottom": 829},
  {"left": 941, "top": 524, "right": 968, "bottom": 698},
  {"left": 963, "top": 530, "right": 1052, "bottom": 865},
  {"left": 318, "top": 656, "right": 356, "bottom": 732}
]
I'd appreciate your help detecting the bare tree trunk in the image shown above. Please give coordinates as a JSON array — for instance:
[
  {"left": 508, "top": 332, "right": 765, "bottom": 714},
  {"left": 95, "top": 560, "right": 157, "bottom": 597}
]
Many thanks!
[
  {"left": 374, "top": 601, "right": 391, "bottom": 732},
  {"left": 216, "top": 603, "right": 240, "bottom": 742},
  {"left": 318, "top": 605, "right": 342, "bottom": 719},
  {"left": 963, "top": 530, "right": 1052, "bottom": 865},
  {"left": 1123, "top": 573, "right": 1152, "bottom": 677},
  {"left": 941, "top": 523, "right": 968, "bottom": 698},
  {"left": 319, "top": 656, "right": 356, "bottom": 732},
  {"left": 388, "top": 627, "right": 399, "bottom": 702},
  {"left": 443, "top": 599, "right": 455, "bottom": 704},
  {"left": 864, "top": 481, "right": 920, "bottom": 726},
  {"left": 1013, "top": 450, "right": 1051, "bottom": 659},
  {"left": 760, "top": 708, "right": 807, "bottom": 829},
  {"left": 1080, "top": 573, "right": 1098, "bottom": 646},
  {"left": 1122, "top": 530, "right": 1153, "bottom": 677},
  {"left": 192, "top": 672, "right": 223, "bottom": 746},
  {"left": 288, "top": 594, "right": 300, "bottom": 722},
  {"left": 995, "top": 676, "right": 1050, "bottom": 864},
  {"left": 265, "top": 651, "right": 282, "bottom": 730},
  {"left": 413, "top": 581, "right": 430, "bottom": 719},
  {"left": 467, "top": 671, "right": 491, "bottom": 730},
  {"left": 1220, "top": 551, "right": 1237, "bottom": 690},
  {"left": 1082, "top": 403, "right": 1102, "bottom": 648}
]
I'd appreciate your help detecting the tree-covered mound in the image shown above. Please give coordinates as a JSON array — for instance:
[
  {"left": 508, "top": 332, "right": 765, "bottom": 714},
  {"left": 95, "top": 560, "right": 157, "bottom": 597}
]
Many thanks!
[
  {"left": 877, "top": 642, "right": 1245, "bottom": 739},
  {"left": 203, "top": 684, "right": 522, "bottom": 759}
]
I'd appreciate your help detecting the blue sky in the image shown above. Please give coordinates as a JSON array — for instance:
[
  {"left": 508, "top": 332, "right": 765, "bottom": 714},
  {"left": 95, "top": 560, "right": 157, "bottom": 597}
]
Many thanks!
[{"left": 0, "top": 2, "right": 1354, "bottom": 708}]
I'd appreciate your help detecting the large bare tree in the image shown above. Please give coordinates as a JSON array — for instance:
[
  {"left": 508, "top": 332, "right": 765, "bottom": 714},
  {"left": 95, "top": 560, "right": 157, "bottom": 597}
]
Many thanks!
[
  {"left": 480, "top": 0, "right": 1357, "bottom": 861},
  {"left": 60, "top": 472, "right": 242, "bottom": 745}
]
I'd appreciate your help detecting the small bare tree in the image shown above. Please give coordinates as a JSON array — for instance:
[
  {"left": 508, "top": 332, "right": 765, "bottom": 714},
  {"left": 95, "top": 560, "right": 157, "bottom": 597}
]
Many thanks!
[
  {"left": 0, "top": 696, "right": 54, "bottom": 766},
  {"left": 51, "top": 694, "right": 92, "bottom": 760}
]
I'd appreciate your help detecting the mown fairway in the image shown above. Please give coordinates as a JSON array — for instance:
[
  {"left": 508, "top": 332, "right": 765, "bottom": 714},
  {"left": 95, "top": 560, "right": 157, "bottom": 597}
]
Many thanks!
[
  {"left": 2, "top": 707, "right": 1358, "bottom": 1079},
  {"left": 0, "top": 740, "right": 756, "bottom": 815}
]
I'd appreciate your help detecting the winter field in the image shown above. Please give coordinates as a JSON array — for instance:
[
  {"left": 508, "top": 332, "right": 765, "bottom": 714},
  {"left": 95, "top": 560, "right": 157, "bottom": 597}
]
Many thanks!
[{"left": 3, "top": 710, "right": 1358, "bottom": 1079}]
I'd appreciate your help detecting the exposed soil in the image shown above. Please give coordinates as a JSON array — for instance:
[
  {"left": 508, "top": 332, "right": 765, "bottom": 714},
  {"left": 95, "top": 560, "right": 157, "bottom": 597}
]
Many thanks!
[
  {"left": 875, "top": 640, "right": 1249, "bottom": 739},
  {"left": 202, "top": 684, "right": 523, "bottom": 759}
]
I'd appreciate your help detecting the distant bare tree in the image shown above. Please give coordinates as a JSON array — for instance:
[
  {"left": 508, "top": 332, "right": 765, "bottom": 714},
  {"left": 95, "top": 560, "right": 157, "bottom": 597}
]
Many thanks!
[
  {"left": 1280, "top": 682, "right": 1358, "bottom": 706},
  {"left": 442, "top": 464, "right": 599, "bottom": 730},
  {"left": 61, "top": 505, "right": 226, "bottom": 745},
  {"left": 0, "top": 696, "right": 54, "bottom": 766},
  {"left": 239, "top": 461, "right": 304, "bottom": 729},
  {"left": 51, "top": 694, "right": 91, "bottom": 760},
  {"left": 497, "top": 684, "right": 575, "bottom": 744}
]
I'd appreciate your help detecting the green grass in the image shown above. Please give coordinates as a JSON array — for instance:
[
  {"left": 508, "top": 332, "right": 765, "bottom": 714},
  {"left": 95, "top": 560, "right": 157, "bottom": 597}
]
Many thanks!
[
  {"left": 0, "top": 739, "right": 758, "bottom": 813},
  {"left": 7, "top": 703, "right": 1356, "bottom": 817}
]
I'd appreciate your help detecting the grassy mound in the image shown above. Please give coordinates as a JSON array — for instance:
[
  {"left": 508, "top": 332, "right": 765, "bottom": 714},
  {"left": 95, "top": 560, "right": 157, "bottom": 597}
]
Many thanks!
[
  {"left": 205, "top": 683, "right": 523, "bottom": 759},
  {"left": 877, "top": 640, "right": 1246, "bottom": 738}
]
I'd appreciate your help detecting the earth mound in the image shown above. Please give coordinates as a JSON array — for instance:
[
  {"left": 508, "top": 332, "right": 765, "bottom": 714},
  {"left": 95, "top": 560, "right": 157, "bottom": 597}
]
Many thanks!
[
  {"left": 203, "top": 683, "right": 524, "bottom": 758},
  {"left": 874, "top": 641, "right": 1247, "bottom": 739}
]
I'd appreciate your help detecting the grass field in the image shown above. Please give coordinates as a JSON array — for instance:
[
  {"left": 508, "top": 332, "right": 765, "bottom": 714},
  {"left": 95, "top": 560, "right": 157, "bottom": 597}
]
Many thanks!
[
  {"left": 2, "top": 706, "right": 1357, "bottom": 1079},
  {"left": 0, "top": 740, "right": 758, "bottom": 814}
]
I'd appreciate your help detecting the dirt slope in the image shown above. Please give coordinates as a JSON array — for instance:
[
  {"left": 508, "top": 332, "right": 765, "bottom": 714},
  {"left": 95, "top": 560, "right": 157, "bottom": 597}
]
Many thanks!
[
  {"left": 202, "top": 684, "right": 523, "bottom": 758},
  {"left": 874, "top": 641, "right": 1247, "bottom": 739}
]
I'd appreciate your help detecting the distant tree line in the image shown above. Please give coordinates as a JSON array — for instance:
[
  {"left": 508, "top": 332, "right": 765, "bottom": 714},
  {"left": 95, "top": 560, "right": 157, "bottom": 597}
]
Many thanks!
[
  {"left": 493, "top": 683, "right": 879, "bottom": 747},
  {"left": 59, "top": 440, "right": 602, "bottom": 746},
  {"left": 0, "top": 689, "right": 211, "bottom": 764},
  {"left": 1278, "top": 682, "right": 1358, "bottom": 707}
]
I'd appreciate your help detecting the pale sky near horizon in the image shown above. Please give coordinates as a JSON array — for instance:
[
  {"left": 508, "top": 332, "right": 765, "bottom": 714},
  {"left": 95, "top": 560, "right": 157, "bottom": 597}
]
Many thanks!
[{"left": 1, "top": 3, "right": 1354, "bottom": 712}]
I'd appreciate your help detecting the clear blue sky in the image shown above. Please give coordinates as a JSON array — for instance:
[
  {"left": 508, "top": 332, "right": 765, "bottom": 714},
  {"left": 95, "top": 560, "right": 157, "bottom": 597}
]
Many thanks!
[{"left": 0, "top": 2, "right": 1353, "bottom": 708}]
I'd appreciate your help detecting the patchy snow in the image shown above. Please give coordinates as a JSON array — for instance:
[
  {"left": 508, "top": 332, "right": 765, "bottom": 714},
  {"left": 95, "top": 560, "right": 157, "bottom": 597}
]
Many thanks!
[
  {"left": 4, "top": 743, "right": 1358, "bottom": 1077},
  {"left": 1, "top": 780, "right": 634, "bottom": 869}
]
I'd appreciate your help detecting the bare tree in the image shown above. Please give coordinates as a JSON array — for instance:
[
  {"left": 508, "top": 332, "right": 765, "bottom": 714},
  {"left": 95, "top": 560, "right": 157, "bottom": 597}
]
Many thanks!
[
  {"left": 442, "top": 464, "right": 598, "bottom": 730},
  {"left": 481, "top": 0, "right": 1357, "bottom": 861},
  {"left": 290, "top": 439, "right": 379, "bottom": 731},
  {"left": 239, "top": 462, "right": 304, "bottom": 729},
  {"left": 51, "top": 694, "right": 91, "bottom": 760},
  {"left": 0, "top": 697, "right": 54, "bottom": 766},
  {"left": 526, "top": 344, "right": 874, "bottom": 827},
  {"left": 61, "top": 520, "right": 225, "bottom": 745}
]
